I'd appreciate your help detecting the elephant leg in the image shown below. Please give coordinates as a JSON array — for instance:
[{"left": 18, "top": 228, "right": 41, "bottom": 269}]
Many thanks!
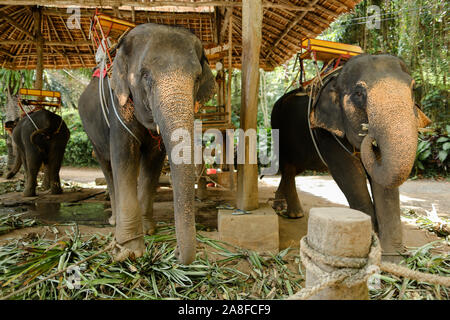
[
  {"left": 41, "top": 164, "right": 51, "bottom": 190},
  {"left": 273, "top": 174, "right": 286, "bottom": 212},
  {"left": 47, "top": 143, "right": 65, "bottom": 195},
  {"left": 319, "top": 133, "right": 377, "bottom": 228},
  {"left": 102, "top": 161, "right": 116, "bottom": 226},
  {"left": 138, "top": 147, "right": 165, "bottom": 235},
  {"left": 91, "top": 145, "right": 116, "bottom": 226},
  {"left": 274, "top": 162, "right": 288, "bottom": 212},
  {"left": 23, "top": 154, "right": 41, "bottom": 197},
  {"left": 282, "top": 163, "right": 304, "bottom": 218},
  {"left": 370, "top": 181, "right": 404, "bottom": 257},
  {"left": 110, "top": 137, "right": 144, "bottom": 261}
]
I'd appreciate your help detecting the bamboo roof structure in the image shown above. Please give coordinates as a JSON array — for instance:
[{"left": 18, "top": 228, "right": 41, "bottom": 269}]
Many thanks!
[{"left": 0, "top": 1, "right": 361, "bottom": 70}]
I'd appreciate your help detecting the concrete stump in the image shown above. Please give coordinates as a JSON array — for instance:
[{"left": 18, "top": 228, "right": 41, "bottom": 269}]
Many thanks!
[
  {"left": 304, "top": 207, "right": 372, "bottom": 300},
  {"left": 218, "top": 202, "right": 279, "bottom": 253}
]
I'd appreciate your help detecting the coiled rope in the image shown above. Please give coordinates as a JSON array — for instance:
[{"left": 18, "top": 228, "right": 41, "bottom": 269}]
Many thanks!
[{"left": 289, "top": 233, "right": 450, "bottom": 300}]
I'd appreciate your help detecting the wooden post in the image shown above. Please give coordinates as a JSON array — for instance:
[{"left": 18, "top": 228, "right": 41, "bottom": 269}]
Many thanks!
[
  {"left": 226, "top": 13, "right": 235, "bottom": 191},
  {"left": 226, "top": 14, "right": 233, "bottom": 125},
  {"left": 304, "top": 207, "right": 373, "bottom": 299},
  {"left": 33, "top": 6, "right": 44, "bottom": 90},
  {"left": 236, "top": 0, "right": 262, "bottom": 211}
]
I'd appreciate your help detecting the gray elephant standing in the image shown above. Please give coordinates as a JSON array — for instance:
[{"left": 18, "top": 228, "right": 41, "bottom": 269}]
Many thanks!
[
  {"left": 6, "top": 109, "right": 70, "bottom": 197},
  {"left": 271, "top": 54, "right": 431, "bottom": 257},
  {"left": 78, "top": 24, "right": 215, "bottom": 264}
]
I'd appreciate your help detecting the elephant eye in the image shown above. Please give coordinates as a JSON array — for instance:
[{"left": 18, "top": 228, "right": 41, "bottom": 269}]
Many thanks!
[{"left": 351, "top": 86, "right": 366, "bottom": 108}]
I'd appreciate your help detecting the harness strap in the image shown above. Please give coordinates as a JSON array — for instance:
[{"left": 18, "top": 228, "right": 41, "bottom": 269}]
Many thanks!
[
  {"left": 307, "top": 80, "right": 328, "bottom": 167},
  {"left": 306, "top": 67, "right": 363, "bottom": 167},
  {"left": 98, "top": 61, "right": 111, "bottom": 128},
  {"left": 105, "top": 75, "right": 142, "bottom": 145}
]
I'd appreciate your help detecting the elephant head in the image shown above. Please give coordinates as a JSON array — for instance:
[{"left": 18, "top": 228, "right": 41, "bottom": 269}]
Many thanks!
[
  {"left": 110, "top": 24, "right": 215, "bottom": 264},
  {"left": 310, "top": 54, "right": 431, "bottom": 188}
]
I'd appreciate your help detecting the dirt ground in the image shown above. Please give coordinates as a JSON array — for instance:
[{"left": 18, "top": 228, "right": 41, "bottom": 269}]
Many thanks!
[{"left": 0, "top": 166, "right": 448, "bottom": 255}]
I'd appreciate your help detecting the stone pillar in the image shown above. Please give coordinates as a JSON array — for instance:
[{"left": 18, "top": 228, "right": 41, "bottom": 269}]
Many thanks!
[{"left": 305, "top": 207, "right": 373, "bottom": 300}]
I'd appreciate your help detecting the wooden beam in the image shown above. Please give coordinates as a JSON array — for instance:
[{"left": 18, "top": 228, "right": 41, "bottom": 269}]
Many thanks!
[
  {"left": 33, "top": 6, "right": 43, "bottom": 90},
  {"left": 0, "top": 1, "right": 315, "bottom": 11},
  {"left": 219, "top": 7, "right": 233, "bottom": 44},
  {"left": 41, "top": 7, "right": 214, "bottom": 20},
  {"left": 0, "top": 11, "right": 35, "bottom": 40},
  {"left": 0, "top": 40, "right": 92, "bottom": 47},
  {"left": 265, "top": 0, "right": 319, "bottom": 60},
  {"left": 237, "top": 0, "right": 262, "bottom": 211}
]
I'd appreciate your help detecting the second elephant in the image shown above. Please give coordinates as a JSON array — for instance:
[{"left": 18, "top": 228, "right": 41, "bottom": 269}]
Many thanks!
[
  {"left": 6, "top": 109, "right": 70, "bottom": 197},
  {"left": 271, "top": 54, "right": 431, "bottom": 257}
]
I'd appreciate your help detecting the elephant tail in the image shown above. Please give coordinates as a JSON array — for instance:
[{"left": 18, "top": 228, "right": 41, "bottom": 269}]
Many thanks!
[
  {"left": 5, "top": 152, "right": 22, "bottom": 179},
  {"left": 30, "top": 128, "right": 52, "bottom": 157}
]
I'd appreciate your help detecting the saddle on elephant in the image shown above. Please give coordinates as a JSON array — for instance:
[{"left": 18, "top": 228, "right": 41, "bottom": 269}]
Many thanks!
[
  {"left": 16, "top": 88, "right": 63, "bottom": 131},
  {"left": 298, "top": 38, "right": 364, "bottom": 89}
]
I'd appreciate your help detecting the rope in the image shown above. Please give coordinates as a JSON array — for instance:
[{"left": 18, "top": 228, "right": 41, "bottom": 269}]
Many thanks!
[
  {"left": 98, "top": 60, "right": 111, "bottom": 128},
  {"left": 306, "top": 66, "right": 343, "bottom": 168},
  {"left": 289, "top": 233, "right": 450, "bottom": 300},
  {"left": 0, "top": 234, "right": 144, "bottom": 300},
  {"left": 106, "top": 76, "right": 142, "bottom": 145}
]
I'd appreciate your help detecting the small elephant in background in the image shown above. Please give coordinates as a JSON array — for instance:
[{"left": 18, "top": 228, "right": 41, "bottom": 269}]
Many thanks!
[
  {"left": 6, "top": 109, "right": 70, "bottom": 197},
  {"left": 271, "top": 54, "right": 431, "bottom": 257}
]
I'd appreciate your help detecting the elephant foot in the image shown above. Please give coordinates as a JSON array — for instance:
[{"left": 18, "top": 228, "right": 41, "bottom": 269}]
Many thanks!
[
  {"left": 50, "top": 184, "right": 63, "bottom": 194},
  {"left": 112, "top": 236, "right": 145, "bottom": 262},
  {"left": 174, "top": 244, "right": 196, "bottom": 265},
  {"left": 23, "top": 189, "right": 36, "bottom": 197},
  {"left": 381, "top": 243, "right": 408, "bottom": 264},
  {"left": 381, "top": 254, "right": 406, "bottom": 264},
  {"left": 6, "top": 171, "right": 15, "bottom": 179},
  {"left": 285, "top": 209, "right": 304, "bottom": 219},
  {"left": 107, "top": 212, "right": 116, "bottom": 226},
  {"left": 143, "top": 218, "right": 156, "bottom": 235},
  {"left": 272, "top": 198, "right": 286, "bottom": 212}
]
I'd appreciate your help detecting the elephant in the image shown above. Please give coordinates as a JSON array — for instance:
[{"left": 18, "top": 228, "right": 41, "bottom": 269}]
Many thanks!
[
  {"left": 5, "top": 109, "right": 70, "bottom": 197},
  {"left": 78, "top": 24, "right": 215, "bottom": 264},
  {"left": 271, "top": 54, "right": 431, "bottom": 257}
]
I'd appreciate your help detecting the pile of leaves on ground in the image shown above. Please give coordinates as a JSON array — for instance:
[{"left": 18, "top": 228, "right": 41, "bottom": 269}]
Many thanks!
[
  {"left": 0, "top": 223, "right": 303, "bottom": 300},
  {"left": 0, "top": 218, "right": 448, "bottom": 300},
  {"left": 369, "top": 240, "right": 449, "bottom": 300},
  {"left": 402, "top": 207, "right": 450, "bottom": 237},
  {"left": 0, "top": 212, "right": 38, "bottom": 236},
  {"left": 0, "top": 179, "right": 24, "bottom": 195}
]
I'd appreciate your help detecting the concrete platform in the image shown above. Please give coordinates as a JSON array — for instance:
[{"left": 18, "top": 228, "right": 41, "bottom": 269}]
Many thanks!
[{"left": 218, "top": 202, "right": 279, "bottom": 253}]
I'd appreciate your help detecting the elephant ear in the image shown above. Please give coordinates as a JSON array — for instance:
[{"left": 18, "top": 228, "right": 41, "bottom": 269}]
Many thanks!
[
  {"left": 196, "top": 51, "right": 216, "bottom": 104},
  {"left": 414, "top": 104, "right": 431, "bottom": 128},
  {"left": 110, "top": 38, "right": 130, "bottom": 107},
  {"left": 309, "top": 77, "right": 345, "bottom": 138}
]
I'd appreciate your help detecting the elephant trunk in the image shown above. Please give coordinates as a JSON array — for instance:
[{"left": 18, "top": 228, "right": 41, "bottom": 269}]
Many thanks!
[
  {"left": 155, "top": 71, "right": 196, "bottom": 264},
  {"left": 361, "top": 79, "right": 417, "bottom": 189}
]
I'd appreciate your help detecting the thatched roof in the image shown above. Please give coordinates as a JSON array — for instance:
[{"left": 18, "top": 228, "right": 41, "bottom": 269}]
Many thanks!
[{"left": 0, "top": 1, "right": 361, "bottom": 70}]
